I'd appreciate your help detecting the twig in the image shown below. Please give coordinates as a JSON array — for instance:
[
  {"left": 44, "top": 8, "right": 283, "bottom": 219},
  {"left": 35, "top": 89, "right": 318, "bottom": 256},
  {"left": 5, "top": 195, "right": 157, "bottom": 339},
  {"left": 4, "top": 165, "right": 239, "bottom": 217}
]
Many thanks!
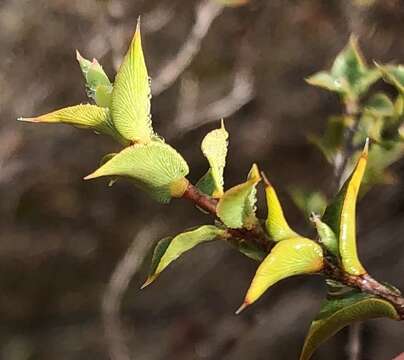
[
  {"left": 152, "top": 0, "right": 224, "bottom": 95},
  {"left": 180, "top": 182, "right": 404, "bottom": 319},
  {"left": 102, "top": 219, "right": 164, "bottom": 360}
]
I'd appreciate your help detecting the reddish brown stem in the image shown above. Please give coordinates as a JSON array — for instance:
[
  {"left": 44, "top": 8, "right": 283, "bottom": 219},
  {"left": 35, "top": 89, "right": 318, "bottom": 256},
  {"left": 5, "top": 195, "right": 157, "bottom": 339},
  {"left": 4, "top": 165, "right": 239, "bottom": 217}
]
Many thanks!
[
  {"left": 181, "top": 182, "right": 404, "bottom": 320},
  {"left": 182, "top": 183, "right": 273, "bottom": 252},
  {"left": 324, "top": 260, "right": 404, "bottom": 319}
]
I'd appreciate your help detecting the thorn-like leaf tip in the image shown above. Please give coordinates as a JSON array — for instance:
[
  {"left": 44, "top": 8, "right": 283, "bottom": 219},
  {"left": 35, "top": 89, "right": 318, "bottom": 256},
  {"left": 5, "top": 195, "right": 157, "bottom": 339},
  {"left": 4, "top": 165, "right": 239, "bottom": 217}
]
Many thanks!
[
  {"left": 235, "top": 302, "right": 249, "bottom": 315},
  {"left": 364, "top": 137, "right": 369, "bottom": 153},
  {"left": 76, "top": 49, "right": 82, "bottom": 60},
  {"left": 140, "top": 277, "right": 154, "bottom": 289},
  {"left": 17, "top": 117, "right": 37, "bottom": 122},
  {"left": 83, "top": 172, "right": 97, "bottom": 180},
  {"left": 260, "top": 171, "right": 271, "bottom": 188}
]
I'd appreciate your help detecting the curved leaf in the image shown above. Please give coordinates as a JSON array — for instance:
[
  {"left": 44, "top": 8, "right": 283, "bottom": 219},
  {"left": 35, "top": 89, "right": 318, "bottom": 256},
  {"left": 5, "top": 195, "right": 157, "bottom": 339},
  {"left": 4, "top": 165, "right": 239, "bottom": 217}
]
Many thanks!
[
  {"left": 307, "top": 36, "right": 380, "bottom": 99},
  {"left": 84, "top": 142, "right": 189, "bottom": 203},
  {"left": 237, "top": 237, "right": 323, "bottom": 313},
  {"left": 322, "top": 141, "right": 368, "bottom": 275},
  {"left": 311, "top": 214, "right": 339, "bottom": 257},
  {"left": 217, "top": 164, "right": 261, "bottom": 229},
  {"left": 76, "top": 51, "right": 113, "bottom": 107},
  {"left": 263, "top": 174, "right": 300, "bottom": 241},
  {"left": 111, "top": 20, "right": 154, "bottom": 143},
  {"left": 200, "top": 120, "right": 229, "bottom": 198},
  {"left": 300, "top": 292, "right": 399, "bottom": 360},
  {"left": 377, "top": 64, "right": 404, "bottom": 93},
  {"left": 18, "top": 104, "right": 125, "bottom": 143},
  {"left": 196, "top": 169, "right": 216, "bottom": 197},
  {"left": 142, "top": 225, "right": 226, "bottom": 287}
]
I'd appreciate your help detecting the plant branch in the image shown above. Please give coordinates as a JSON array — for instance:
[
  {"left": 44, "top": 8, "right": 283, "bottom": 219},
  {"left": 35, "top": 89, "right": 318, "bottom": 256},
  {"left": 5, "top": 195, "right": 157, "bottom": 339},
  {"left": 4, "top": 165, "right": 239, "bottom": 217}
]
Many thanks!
[
  {"left": 181, "top": 182, "right": 404, "bottom": 319},
  {"left": 182, "top": 183, "right": 272, "bottom": 252}
]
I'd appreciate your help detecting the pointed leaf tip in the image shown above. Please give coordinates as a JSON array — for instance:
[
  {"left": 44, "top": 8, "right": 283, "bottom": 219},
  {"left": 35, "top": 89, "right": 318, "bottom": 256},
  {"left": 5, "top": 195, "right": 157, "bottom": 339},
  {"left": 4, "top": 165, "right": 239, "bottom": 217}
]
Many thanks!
[
  {"left": 111, "top": 18, "right": 153, "bottom": 143},
  {"left": 140, "top": 276, "right": 155, "bottom": 289},
  {"left": 243, "top": 237, "right": 323, "bottom": 308},
  {"left": 235, "top": 302, "right": 249, "bottom": 315},
  {"left": 264, "top": 179, "right": 300, "bottom": 241},
  {"left": 199, "top": 122, "right": 229, "bottom": 197},
  {"left": 217, "top": 164, "right": 261, "bottom": 229},
  {"left": 146, "top": 226, "right": 225, "bottom": 285}
]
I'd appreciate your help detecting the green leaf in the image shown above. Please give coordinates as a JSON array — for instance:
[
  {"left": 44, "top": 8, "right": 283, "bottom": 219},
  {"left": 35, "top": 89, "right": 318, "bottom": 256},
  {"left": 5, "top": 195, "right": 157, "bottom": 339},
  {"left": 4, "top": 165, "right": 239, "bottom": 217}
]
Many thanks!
[
  {"left": 322, "top": 142, "right": 368, "bottom": 275},
  {"left": 84, "top": 141, "right": 189, "bottom": 203},
  {"left": 111, "top": 20, "right": 154, "bottom": 143},
  {"left": 142, "top": 225, "right": 226, "bottom": 287},
  {"left": 289, "top": 187, "right": 327, "bottom": 218},
  {"left": 196, "top": 169, "right": 216, "bottom": 197},
  {"left": 76, "top": 51, "right": 113, "bottom": 107},
  {"left": 234, "top": 240, "right": 266, "bottom": 262},
  {"left": 306, "top": 72, "right": 342, "bottom": 92},
  {"left": 200, "top": 120, "right": 229, "bottom": 198},
  {"left": 364, "top": 93, "right": 395, "bottom": 118},
  {"left": 217, "top": 164, "right": 261, "bottom": 229},
  {"left": 307, "top": 36, "right": 380, "bottom": 99},
  {"left": 300, "top": 292, "right": 399, "bottom": 360},
  {"left": 377, "top": 63, "right": 404, "bottom": 93},
  {"left": 310, "top": 214, "right": 339, "bottom": 257},
  {"left": 263, "top": 174, "right": 300, "bottom": 241},
  {"left": 236, "top": 237, "right": 323, "bottom": 313},
  {"left": 18, "top": 104, "right": 126, "bottom": 143}
]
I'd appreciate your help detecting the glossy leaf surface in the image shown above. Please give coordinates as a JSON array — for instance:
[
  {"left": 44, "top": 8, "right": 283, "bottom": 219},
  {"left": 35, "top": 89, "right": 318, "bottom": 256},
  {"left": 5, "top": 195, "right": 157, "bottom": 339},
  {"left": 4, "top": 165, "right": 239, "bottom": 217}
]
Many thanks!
[
  {"left": 200, "top": 121, "right": 229, "bottom": 198},
  {"left": 85, "top": 142, "right": 189, "bottom": 203},
  {"left": 300, "top": 292, "right": 399, "bottom": 360},
  {"left": 264, "top": 175, "right": 300, "bottom": 241},
  {"left": 322, "top": 142, "right": 368, "bottom": 275},
  {"left": 111, "top": 21, "right": 154, "bottom": 142},
  {"left": 311, "top": 214, "right": 339, "bottom": 257},
  {"left": 217, "top": 164, "right": 261, "bottom": 229},
  {"left": 237, "top": 237, "right": 323, "bottom": 313},
  {"left": 142, "top": 225, "right": 226, "bottom": 287}
]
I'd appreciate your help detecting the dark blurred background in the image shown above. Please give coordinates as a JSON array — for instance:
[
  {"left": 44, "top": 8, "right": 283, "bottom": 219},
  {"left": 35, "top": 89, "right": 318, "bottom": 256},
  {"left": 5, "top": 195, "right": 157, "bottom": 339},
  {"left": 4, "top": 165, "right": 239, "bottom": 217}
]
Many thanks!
[{"left": 1, "top": 0, "right": 404, "bottom": 359}]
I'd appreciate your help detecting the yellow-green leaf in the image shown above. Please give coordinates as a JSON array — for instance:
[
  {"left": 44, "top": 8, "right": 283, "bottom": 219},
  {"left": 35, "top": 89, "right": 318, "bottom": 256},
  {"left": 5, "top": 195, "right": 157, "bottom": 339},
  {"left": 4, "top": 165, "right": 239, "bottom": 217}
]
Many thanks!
[
  {"left": 300, "top": 292, "right": 399, "bottom": 360},
  {"left": 111, "top": 20, "right": 154, "bottom": 143},
  {"left": 200, "top": 120, "right": 229, "bottom": 198},
  {"left": 142, "top": 225, "right": 226, "bottom": 287},
  {"left": 217, "top": 164, "right": 261, "bottom": 229},
  {"left": 18, "top": 104, "right": 125, "bottom": 143},
  {"left": 307, "top": 36, "right": 380, "bottom": 99},
  {"left": 196, "top": 169, "right": 216, "bottom": 197},
  {"left": 264, "top": 174, "right": 300, "bottom": 241},
  {"left": 76, "top": 51, "right": 113, "bottom": 107},
  {"left": 306, "top": 72, "right": 342, "bottom": 92},
  {"left": 237, "top": 237, "right": 323, "bottom": 313},
  {"left": 311, "top": 214, "right": 339, "bottom": 257},
  {"left": 84, "top": 141, "right": 189, "bottom": 203},
  {"left": 322, "top": 141, "right": 368, "bottom": 275}
]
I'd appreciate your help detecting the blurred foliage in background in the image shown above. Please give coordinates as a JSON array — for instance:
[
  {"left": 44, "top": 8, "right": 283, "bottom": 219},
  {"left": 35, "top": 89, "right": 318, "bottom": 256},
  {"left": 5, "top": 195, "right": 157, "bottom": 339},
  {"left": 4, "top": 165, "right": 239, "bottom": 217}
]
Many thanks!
[{"left": 1, "top": 0, "right": 404, "bottom": 359}]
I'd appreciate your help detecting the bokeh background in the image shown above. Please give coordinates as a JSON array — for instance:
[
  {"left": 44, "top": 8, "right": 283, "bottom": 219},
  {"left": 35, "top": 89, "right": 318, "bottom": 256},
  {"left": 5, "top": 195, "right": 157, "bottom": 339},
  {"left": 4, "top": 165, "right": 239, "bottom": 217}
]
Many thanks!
[{"left": 1, "top": 0, "right": 404, "bottom": 359}]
